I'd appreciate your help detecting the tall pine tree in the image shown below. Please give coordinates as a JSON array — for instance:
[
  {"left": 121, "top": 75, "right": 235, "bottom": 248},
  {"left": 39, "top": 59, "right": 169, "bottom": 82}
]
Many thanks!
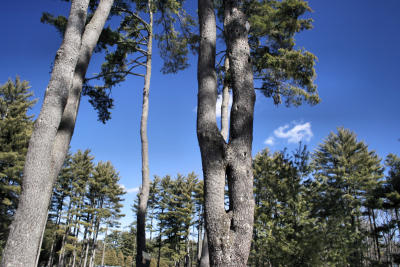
[
  {"left": 0, "top": 77, "right": 36, "bottom": 252},
  {"left": 312, "top": 128, "right": 383, "bottom": 266}
]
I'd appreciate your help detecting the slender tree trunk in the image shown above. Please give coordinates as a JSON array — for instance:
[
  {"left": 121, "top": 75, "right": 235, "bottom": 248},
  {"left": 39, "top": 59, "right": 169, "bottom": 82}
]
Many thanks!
[
  {"left": 197, "top": 0, "right": 255, "bottom": 265},
  {"left": 220, "top": 56, "right": 230, "bottom": 141},
  {"left": 47, "top": 209, "right": 62, "bottom": 267},
  {"left": 101, "top": 227, "right": 108, "bottom": 266},
  {"left": 199, "top": 233, "right": 209, "bottom": 267},
  {"left": 58, "top": 201, "right": 74, "bottom": 267},
  {"left": 371, "top": 208, "right": 381, "bottom": 261},
  {"left": 1, "top": 1, "right": 114, "bottom": 266},
  {"left": 0, "top": 2, "right": 89, "bottom": 266},
  {"left": 89, "top": 219, "right": 101, "bottom": 267},
  {"left": 196, "top": 217, "right": 203, "bottom": 264},
  {"left": 136, "top": 3, "right": 153, "bottom": 267},
  {"left": 83, "top": 235, "right": 90, "bottom": 267},
  {"left": 79, "top": 224, "right": 89, "bottom": 267}
]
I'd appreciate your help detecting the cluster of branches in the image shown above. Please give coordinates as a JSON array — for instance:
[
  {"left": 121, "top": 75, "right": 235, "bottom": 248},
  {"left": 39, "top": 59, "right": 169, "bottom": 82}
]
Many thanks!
[{"left": 37, "top": 149, "right": 125, "bottom": 267}]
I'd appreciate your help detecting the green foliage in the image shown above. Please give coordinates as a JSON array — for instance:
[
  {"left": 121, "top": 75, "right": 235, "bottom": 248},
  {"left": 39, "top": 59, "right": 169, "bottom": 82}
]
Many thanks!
[
  {"left": 39, "top": 150, "right": 126, "bottom": 266},
  {"left": 250, "top": 145, "right": 322, "bottom": 266},
  {"left": 311, "top": 128, "right": 383, "bottom": 266},
  {"left": 244, "top": 0, "right": 319, "bottom": 106},
  {"left": 0, "top": 77, "right": 36, "bottom": 251},
  {"left": 82, "top": 0, "right": 196, "bottom": 122}
]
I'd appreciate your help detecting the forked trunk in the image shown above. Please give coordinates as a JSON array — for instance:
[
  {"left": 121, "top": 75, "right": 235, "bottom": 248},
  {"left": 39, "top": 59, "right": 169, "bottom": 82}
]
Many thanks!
[
  {"left": 0, "top": 2, "right": 89, "bottom": 266},
  {"left": 197, "top": 0, "right": 255, "bottom": 265},
  {"left": 0, "top": 1, "right": 114, "bottom": 266},
  {"left": 136, "top": 2, "right": 153, "bottom": 267}
]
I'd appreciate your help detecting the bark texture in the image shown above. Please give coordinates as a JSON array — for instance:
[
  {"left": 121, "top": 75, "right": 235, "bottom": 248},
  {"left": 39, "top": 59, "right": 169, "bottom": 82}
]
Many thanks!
[
  {"left": 0, "top": 1, "right": 89, "bottom": 266},
  {"left": 0, "top": 1, "right": 114, "bottom": 266},
  {"left": 136, "top": 2, "right": 153, "bottom": 266},
  {"left": 197, "top": 0, "right": 255, "bottom": 265}
]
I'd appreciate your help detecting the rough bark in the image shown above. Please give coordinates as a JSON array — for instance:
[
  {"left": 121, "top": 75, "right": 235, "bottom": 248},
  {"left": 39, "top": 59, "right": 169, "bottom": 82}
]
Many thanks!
[
  {"left": 51, "top": 0, "right": 115, "bottom": 178},
  {"left": 197, "top": 0, "right": 255, "bottom": 265},
  {"left": 0, "top": 1, "right": 114, "bottom": 266},
  {"left": 136, "top": 2, "right": 153, "bottom": 267},
  {"left": 0, "top": 1, "right": 89, "bottom": 266}
]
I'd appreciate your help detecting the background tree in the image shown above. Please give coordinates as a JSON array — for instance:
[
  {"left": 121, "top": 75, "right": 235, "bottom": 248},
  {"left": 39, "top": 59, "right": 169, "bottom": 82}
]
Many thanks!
[
  {"left": 250, "top": 146, "right": 322, "bottom": 266},
  {"left": 312, "top": 128, "right": 383, "bottom": 266},
  {"left": 0, "top": 77, "right": 36, "bottom": 254},
  {"left": 82, "top": 2, "right": 195, "bottom": 264}
]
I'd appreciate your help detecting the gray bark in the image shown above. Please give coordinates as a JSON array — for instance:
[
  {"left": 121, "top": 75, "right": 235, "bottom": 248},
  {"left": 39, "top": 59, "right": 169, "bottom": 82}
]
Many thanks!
[
  {"left": 197, "top": 0, "right": 255, "bottom": 265},
  {"left": 136, "top": 2, "right": 153, "bottom": 267},
  {"left": 52, "top": 0, "right": 115, "bottom": 179},
  {"left": 0, "top": 1, "right": 114, "bottom": 266},
  {"left": 101, "top": 227, "right": 108, "bottom": 266},
  {"left": 220, "top": 56, "right": 230, "bottom": 141},
  {"left": 199, "top": 233, "right": 209, "bottom": 267},
  {"left": 0, "top": 1, "right": 90, "bottom": 266}
]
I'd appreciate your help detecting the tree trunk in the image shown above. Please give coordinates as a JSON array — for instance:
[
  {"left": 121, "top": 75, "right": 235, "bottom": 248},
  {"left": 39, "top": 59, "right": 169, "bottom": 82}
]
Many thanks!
[
  {"left": 197, "top": 0, "right": 255, "bottom": 265},
  {"left": 220, "top": 56, "right": 230, "bottom": 141},
  {"left": 371, "top": 208, "right": 381, "bottom": 262},
  {"left": 136, "top": 3, "right": 153, "bottom": 267},
  {"left": 199, "top": 233, "right": 209, "bottom": 267},
  {"left": 101, "top": 227, "right": 108, "bottom": 266},
  {"left": 83, "top": 235, "right": 90, "bottom": 267},
  {"left": 1, "top": 1, "right": 114, "bottom": 266},
  {"left": 51, "top": 0, "right": 114, "bottom": 178},
  {"left": 196, "top": 218, "right": 203, "bottom": 264},
  {"left": 0, "top": 2, "right": 89, "bottom": 266}
]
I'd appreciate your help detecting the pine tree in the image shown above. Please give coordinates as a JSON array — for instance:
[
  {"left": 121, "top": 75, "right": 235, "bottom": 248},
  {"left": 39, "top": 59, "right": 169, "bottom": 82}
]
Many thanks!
[
  {"left": 312, "top": 128, "right": 383, "bottom": 266},
  {"left": 250, "top": 146, "right": 322, "bottom": 266},
  {"left": 0, "top": 77, "right": 36, "bottom": 253}
]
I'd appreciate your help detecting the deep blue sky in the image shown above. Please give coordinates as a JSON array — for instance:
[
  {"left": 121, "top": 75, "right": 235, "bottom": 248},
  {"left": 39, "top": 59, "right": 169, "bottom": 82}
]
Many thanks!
[{"left": 1, "top": 0, "right": 399, "bottom": 227}]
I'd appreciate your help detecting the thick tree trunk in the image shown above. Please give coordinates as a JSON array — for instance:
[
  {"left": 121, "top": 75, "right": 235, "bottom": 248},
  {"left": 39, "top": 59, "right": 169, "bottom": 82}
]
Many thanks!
[
  {"left": 136, "top": 3, "right": 153, "bottom": 267},
  {"left": 1, "top": 1, "right": 114, "bottom": 266},
  {"left": 197, "top": 0, "right": 255, "bottom": 265},
  {"left": 51, "top": 0, "right": 115, "bottom": 178},
  {"left": 0, "top": 2, "right": 89, "bottom": 266}
]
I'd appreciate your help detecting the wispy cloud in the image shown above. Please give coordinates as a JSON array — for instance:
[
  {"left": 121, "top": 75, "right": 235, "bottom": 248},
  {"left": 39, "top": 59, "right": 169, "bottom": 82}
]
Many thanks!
[
  {"left": 119, "top": 184, "right": 140, "bottom": 194},
  {"left": 265, "top": 122, "right": 313, "bottom": 145},
  {"left": 264, "top": 136, "right": 275, "bottom": 146},
  {"left": 274, "top": 122, "right": 313, "bottom": 143}
]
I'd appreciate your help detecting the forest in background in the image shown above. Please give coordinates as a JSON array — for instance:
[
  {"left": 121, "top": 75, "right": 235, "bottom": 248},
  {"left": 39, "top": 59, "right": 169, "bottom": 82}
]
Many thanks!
[{"left": 1, "top": 77, "right": 400, "bottom": 266}]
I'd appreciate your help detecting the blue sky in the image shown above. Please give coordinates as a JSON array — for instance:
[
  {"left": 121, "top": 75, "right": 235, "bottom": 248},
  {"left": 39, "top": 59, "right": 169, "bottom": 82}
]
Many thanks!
[{"left": 1, "top": 0, "right": 399, "bottom": 228}]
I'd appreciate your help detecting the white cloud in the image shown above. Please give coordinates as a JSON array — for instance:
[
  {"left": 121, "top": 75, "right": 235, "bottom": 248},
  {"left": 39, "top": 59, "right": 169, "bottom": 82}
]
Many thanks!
[
  {"left": 119, "top": 184, "right": 140, "bottom": 194},
  {"left": 273, "top": 122, "right": 313, "bottom": 144},
  {"left": 264, "top": 136, "right": 275, "bottom": 146}
]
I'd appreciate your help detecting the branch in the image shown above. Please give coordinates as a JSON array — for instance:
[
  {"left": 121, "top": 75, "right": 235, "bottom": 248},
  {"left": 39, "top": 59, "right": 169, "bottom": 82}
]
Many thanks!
[{"left": 114, "top": 7, "right": 150, "bottom": 32}]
